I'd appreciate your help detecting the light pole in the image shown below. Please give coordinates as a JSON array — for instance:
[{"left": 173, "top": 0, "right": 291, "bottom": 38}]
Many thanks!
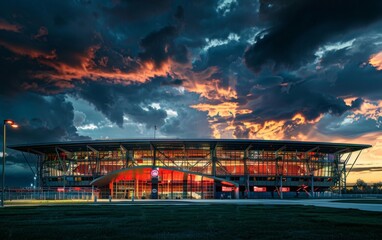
[
  {"left": 33, "top": 174, "right": 37, "bottom": 199},
  {"left": 2, "top": 119, "right": 18, "bottom": 207}
]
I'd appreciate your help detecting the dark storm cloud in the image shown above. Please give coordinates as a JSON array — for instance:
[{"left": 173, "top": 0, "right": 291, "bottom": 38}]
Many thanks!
[
  {"left": 303, "top": 37, "right": 382, "bottom": 101},
  {"left": 0, "top": 46, "right": 38, "bottom": 95},
  {"left": 0, "top": 0, "right": 105, "bottom": 92},
  {"left": 234, "top": 26, "right": 382, "bottom": 135},
  {"left": 161, "top": 107, "right": 212, "bottom": 138},
  {"left": 73, "top": 82, "right": 125, "bottom": 127},
  {"left": 103, "top": 0, "right": 173, "bottom": 22},
  {"left": 0, "top": 93, "right": 89, "bottom": 145},
  {"left": 160, "top": 78, "right": 184, "bottom": 86},
  {"left": 315, "top": 114, "right": 381, "bottom": 138},
  {"left": 245, "top": 0, "right": 382, "bottom": 71},
  {"left": 174, "top": 5, "right": 184, "bottom": 21},
  {"left": 139, "top": 25, "right": 188, "bottom": 67},
  {"left": 351, "top": 98, "right": 364, "bottom": 109},
  {"left": 237, "top": 74, "right": 351, "bottom": 123},
  {"left": 180, "top": 0, "right": 259, "bottom": 41},
  {"left": 0, "top": 0, "right": 99, "bottom": 56},
  {"left": 236, "top": 38, "right": 382, "bottom": 137},
  {"left": 334, "top": 63, "right": 382, "bottom": 100},
  {"left": 0, "top": 0, "right": 199, "bottom": 92},
  {"left": 318, "top": 48, "right": 350, "bottom": 67},
  {"left": 196, "top": 40, "right": 247, "bottom": 70},
  {"left": 71, "top": 74, "right": 212, "bottom": 138},
  {"left": 233, "top": 122, "right": 250, "bottom": 139},
  {"left": 73, "top": 78, "right": 203, "bottom": 131}
]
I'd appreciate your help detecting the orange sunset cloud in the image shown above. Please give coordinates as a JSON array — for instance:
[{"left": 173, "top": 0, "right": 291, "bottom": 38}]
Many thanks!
[{"left": 369, "top": 51, "right": 382, "bottom": 70}]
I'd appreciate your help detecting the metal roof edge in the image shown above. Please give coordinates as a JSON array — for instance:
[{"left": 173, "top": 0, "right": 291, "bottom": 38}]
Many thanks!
[{"left": 8, "top": 138, "right": 373, "bottom": 149}]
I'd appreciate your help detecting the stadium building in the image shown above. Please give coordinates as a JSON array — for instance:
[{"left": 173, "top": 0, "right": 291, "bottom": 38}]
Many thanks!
[{"left": 10, "top": 139, "right": 371, "bottom": 199}]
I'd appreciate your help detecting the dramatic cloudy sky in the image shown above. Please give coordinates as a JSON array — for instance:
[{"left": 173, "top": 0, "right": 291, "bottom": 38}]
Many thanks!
[{"left": 1, "top": 0, "right": 382, "bottom": 186}]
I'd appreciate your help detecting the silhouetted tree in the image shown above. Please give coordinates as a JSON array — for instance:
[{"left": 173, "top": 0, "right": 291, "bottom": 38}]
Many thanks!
[
  {"left": 354, "top": 179, "right": 368, "bottom": 193},
  {"left": 372, "top": 182, "right": 382, "bottom": 194}
]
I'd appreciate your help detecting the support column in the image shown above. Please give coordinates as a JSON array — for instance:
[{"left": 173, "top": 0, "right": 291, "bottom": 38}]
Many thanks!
[
  {"left": 38, "top": 154, "right": 44, "bottom": 188},
  {"left": 311, "top": 174, "right": 314, "bottom": 197},
  {"left": 211, "top": 146, "right": 217, "bottom": 198},
  {"left": 95, "top": 152, "right": 100, "bottom": 176},
  {"left": 125, "top": 150, "right": 129, "bottom": 168},
  {"left": 171, "top": 171, "right": 173, "bottom": 199},
  {"left": 152, "top": 144, "right": 157, "bottom": 167},
  {"left": 341, "top": 165, "right": 347, "bottom": 194},
  {"left": 109, "top": 181, "right": 114, "bottom": 199},
  {"left": 182, "top": 173, "right": 188, "bottom": 199},
  {"left": 125, "top": 150, "right": 134, "bottom": 168},
  {"left": 120, "top": 145, "right": 131, "bottom": 168},
  {"left": 211, "top": 151, "right": 216, "bottom": 177},
  {"left": 55, "top": 147, "right": 66, "bottom": 199},
  {"left": 190, "top": 175, "right": 193, "bottom": 199},
  {"left": 244, "top": 146, "right": 250, "bottom": 199},
  {"left": 135, "top": 179, "right": 138, "bottom": 199},
  {"left": 201, "top": 176, "right": 204, "bottom": 199},
  {"left": 275, "top": 155, "right": 283, "bottom": 199},
  {"left": 338, "top": 155, "right": 342, "bottom": 196}
]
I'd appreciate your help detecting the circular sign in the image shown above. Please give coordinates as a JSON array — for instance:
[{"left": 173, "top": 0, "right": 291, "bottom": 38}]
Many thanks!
[
  {"left": 151, "top": 169, "right": 159, "bottom": 178},
  {"left": 152, "top": 189, "right": 158, "bottom": 194}
]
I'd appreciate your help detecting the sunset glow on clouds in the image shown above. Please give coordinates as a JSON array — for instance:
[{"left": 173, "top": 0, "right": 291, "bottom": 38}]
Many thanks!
[
  {"left": 369, "top": 51, "right": 382, "bottom": 70},
  {"left": 191, "top": 102, "right": 251, "bottom": 118},
  {"left": 1, "top": 0, "right": 382, "bottom": 185},
  {"left": 0, "top": 18, "right": 21, "bottom": 32}
]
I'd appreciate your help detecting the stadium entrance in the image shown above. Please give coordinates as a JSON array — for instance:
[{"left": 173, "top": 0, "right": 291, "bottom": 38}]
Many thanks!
[{"left": 91, "top": 166, "right": 238, "bottom": 199}]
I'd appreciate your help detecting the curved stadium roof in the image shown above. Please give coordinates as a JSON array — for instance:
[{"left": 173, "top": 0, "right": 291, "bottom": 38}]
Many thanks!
[{"left": 9, "top": 139, "right": 372, "bottom": 154}]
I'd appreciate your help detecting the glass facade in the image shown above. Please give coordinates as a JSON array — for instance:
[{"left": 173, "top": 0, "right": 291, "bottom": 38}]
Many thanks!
[
  {"left": 10, "top": 140, "right": 369, "bottom": 199},
  {"left": 110, "top": 168, "right": 215, "bottom": 199}
]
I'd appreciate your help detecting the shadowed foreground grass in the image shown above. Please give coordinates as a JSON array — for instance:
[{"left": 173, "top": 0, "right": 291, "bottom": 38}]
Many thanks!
[{"left": 0, "top": 204, "right": 381, "bottom": 240}]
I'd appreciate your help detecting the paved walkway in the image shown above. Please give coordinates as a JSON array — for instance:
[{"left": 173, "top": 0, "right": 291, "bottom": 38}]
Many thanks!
[
  {"left": 196, "top": 199, "right": 382, "bottom": 212},
  {"left": 5, "top": 199, "right": 382, "bottom": 212},
  {"left": 91, "top": 198, "right": 382, "bottom": 212}
]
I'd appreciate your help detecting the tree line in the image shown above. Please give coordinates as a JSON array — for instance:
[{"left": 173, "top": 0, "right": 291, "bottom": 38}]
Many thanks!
[{"left": 349, "top": 179, "right": 382, "bottom": 194}]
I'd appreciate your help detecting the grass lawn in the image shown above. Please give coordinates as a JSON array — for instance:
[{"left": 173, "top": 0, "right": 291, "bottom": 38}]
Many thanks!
[{"left": 0, "top": 204, "right": 381, "bottom": 240}]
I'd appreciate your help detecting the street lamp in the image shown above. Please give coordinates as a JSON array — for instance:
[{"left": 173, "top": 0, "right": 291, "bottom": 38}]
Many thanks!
[
  {"left": 2, "top": 119, "right": 18, "bottom": 207},
  {"left": 33, "top": 174, "right": 37, "bottom": 199}
]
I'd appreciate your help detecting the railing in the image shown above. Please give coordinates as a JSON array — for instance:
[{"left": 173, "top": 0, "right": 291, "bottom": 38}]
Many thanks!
[
  {"left": 2, "top": 188, "right": 381, "bottom": 200},
  {"left": 0, "top": 187, "right": 99, "bottom": 201}
]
